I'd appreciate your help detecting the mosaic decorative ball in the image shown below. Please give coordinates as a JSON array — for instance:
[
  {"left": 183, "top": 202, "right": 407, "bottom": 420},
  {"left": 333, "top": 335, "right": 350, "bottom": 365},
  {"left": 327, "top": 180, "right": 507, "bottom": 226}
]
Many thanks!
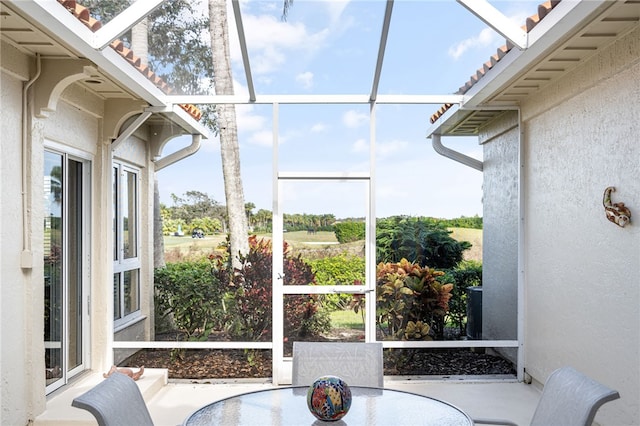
[{"left": 306, "top": 375, "right": 352, "bottom": 422}]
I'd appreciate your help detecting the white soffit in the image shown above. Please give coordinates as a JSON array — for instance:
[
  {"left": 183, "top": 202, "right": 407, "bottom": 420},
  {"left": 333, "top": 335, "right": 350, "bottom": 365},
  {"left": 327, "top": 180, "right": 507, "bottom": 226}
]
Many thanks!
[{"left": 8, "top": 0, "right": 169, "bottom": 106}]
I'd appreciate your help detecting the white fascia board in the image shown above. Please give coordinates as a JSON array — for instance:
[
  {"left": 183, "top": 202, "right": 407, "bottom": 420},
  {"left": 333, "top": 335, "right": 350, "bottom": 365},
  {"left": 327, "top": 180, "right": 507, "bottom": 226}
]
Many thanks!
[
  {"left": 461, "top": 0, "right": 613, "bottom": 109},
  {"left": 457, "top": 0, "right": 528, "bottom": 49},
  {"left": 92, "top": 0, "right": 166, "bottom": 50},
  {"left": 147, "top": 105, "right": 212, "bottom": 139},
  {"left": 11, "top": 0, "right": 167, "bottom": 106},
  {"left": 166, "top": 94, "right": 464, "bottom": 105}
]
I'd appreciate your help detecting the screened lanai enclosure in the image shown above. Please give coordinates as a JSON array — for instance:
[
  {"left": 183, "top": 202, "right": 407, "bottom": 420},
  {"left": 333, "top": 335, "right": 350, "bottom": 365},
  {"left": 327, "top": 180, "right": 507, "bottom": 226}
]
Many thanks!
[{"left": 35, "top": 0, "right": 536, "bottom": 386}]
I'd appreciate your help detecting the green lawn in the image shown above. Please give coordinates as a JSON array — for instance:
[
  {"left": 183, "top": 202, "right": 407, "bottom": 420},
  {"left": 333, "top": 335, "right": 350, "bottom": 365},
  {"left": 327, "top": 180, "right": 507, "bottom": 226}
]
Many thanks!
[
  {"left": 163, "top": 227, "right": 481, "bottom": 262},
  {"left": 329, "top": 309, "right": 364, "bottom": 329}
]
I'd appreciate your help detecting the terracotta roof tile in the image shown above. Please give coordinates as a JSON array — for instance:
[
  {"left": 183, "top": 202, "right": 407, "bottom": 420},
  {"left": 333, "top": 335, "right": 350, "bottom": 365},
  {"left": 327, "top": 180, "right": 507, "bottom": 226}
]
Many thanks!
[
  {"left": 57, "top": 0, "right": 202, "bottom": 122},
  {"left": 430, "top": 0, "right": 562, "bottom": 124}
]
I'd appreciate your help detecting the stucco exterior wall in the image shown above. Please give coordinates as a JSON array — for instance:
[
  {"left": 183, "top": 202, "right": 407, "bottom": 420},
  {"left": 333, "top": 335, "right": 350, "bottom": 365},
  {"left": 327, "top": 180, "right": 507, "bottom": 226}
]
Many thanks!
[
  {"left": 479, "top": 111, "right": 519, "bottom": 362},
  {"left": 1, "top": 45, "right": 156, "bottom": 423},
  {"left": 0, "top": 67, "right": 44, "bottom": 426},
  {"left": 520, "top": 25, "right": 639, "bottom": 425}
]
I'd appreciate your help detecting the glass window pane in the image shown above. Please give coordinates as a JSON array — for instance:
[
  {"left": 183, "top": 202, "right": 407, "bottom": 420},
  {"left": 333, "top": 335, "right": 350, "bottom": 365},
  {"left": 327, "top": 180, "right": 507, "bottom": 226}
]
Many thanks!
[
  {"left": 113, "top": 273, "right": 121, "bottom": 320},
  {"left": 123, "top": 170, "right": 137, "bottom": 259},
  {"left": 124, "top": 269, "right": 139, "bottom": 316},
  {"left": 68, "top": 159, "right": 83, "bottom": 370},
  {"left": 44, "top": 151, "right": 64, "bottom": 387}
]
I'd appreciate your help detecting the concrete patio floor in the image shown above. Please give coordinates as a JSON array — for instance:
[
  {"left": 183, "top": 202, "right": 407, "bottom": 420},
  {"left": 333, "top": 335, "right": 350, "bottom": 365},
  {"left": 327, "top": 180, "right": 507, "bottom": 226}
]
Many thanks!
[
  {"left": 151, "top": 379, "right": 541, "bottom": 426},
  {"left": 36, "top": 369, "right": 541, "bottom": 426}
]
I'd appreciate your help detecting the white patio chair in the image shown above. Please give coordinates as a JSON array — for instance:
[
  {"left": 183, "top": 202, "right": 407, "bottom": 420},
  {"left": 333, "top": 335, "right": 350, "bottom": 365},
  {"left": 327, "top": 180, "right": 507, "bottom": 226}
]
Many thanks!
[
  {"left": 72, "top": 371, "right": 154, "bottom": 426},
  {"left": 474, "top": 366, "right": 620, "bottom": 426},
  {"left": 292, "top": 341, "right": 384, "bottom": 388}
]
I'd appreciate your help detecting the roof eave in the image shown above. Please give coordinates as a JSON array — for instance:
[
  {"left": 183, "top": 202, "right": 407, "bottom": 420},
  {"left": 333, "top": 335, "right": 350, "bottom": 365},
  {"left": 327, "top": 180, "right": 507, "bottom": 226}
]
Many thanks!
[
  {"left": 430, "top": 0, "right": 615, "bottom": 137},
  {"left": 10, "top": 0, "right": 208, "bottom": 139}
]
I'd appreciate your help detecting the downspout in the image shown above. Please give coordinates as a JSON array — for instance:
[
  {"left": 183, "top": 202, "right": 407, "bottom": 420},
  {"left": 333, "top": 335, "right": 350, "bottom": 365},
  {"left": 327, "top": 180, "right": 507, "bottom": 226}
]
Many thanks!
[
  {"left": 431, "top": 134, "right": 483, "bottom": 171},
  {"left": 154, "top": 134, "right": 202, "bottom": 171},
  {"left": 21, "top": 53, "right": 42, "bottom": 269}
]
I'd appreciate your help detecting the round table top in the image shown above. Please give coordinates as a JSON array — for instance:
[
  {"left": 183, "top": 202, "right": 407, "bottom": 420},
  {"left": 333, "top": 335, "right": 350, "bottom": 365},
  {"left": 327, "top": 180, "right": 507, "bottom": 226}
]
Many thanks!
[{"left": 183, "top": 386, "right": 473, "bottom": 426}]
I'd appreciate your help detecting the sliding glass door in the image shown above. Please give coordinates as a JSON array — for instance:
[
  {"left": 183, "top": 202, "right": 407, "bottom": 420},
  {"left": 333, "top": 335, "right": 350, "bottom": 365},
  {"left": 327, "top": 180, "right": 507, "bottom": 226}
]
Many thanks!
[{"left": 44, "top": 148, "right": 90, "bottom": 393}]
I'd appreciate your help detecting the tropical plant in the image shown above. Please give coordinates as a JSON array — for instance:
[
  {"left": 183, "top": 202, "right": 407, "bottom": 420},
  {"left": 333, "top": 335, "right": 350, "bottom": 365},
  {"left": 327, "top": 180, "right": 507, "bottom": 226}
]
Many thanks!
[
  {"left": 375, "top": 258, "right": 453, "bottom": 340},
  {"left": 376, "top": 216, "right": 470, "bottom": 269},
  {"left": 226, "top": 235, "right": 330, "bottom": 341}
]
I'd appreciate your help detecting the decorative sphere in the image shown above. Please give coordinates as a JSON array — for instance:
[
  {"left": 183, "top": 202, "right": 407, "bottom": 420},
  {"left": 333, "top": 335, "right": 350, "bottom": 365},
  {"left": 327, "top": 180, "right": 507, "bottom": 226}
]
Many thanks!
[{"left": 306, "top": 376, "right": 352, "bottom": 422}]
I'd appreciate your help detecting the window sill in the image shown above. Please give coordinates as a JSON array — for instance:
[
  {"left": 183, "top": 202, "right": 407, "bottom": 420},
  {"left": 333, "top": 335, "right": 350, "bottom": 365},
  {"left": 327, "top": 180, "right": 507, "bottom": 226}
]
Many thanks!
[{"left": 114, "top": 314, "right": 147, "bottom": 333}]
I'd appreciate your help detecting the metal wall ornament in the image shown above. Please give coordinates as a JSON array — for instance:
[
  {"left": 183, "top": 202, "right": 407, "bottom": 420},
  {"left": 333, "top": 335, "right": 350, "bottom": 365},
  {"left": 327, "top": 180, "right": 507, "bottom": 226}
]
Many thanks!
[{"left": 603, "top": 186, "right": 631, "bottom": 228}]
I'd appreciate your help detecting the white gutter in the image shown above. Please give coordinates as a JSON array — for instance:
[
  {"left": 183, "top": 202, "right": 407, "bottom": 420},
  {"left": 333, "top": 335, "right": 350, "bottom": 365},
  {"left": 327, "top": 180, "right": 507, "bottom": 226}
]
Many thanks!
[
  {"left": 430, "top": 134, "right": 483, "bottom": 172},
  {"left": 154, "top": 135, "right": 202, "bottom": 171}
]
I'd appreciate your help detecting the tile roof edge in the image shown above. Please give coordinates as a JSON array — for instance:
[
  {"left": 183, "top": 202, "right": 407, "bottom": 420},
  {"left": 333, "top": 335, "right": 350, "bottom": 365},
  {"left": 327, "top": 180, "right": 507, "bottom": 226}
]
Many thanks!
[
  {"left": 57, "top": 0, "right": 203, "bottom": 123},
  {"left": 429, "top": 0, "right": 561, "bottom": 125}
]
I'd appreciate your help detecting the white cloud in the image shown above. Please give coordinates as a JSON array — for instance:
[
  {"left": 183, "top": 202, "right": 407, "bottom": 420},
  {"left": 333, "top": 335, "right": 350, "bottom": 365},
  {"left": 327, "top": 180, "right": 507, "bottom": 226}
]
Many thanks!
[
  {"left": 235, "top": 104, "right": 267, "bottom": 133},
  {"left": 311, "top": 122, "right": 327, "bottom": 133},
  {"left": 296, "top": 71, "right": 314, "bottom": 89},
  {"left": 448, "top": 27, "right": 496, "bottom": 60},
  {"left": 352, "top": 138, "right": 368, "bottom": 153},
  {"left": 323, "top": 0, "right": 351, "bottom": 25},
  {"left": 248, "top": 130, "right": 273, "bottom": 147},
  {"left": 377, "top": 139, "right": 408, "bottom": 157},
  {"left": 342, "top": 109, "right": 368, "bottom": 128},
  {"left": 229, "top": 13, "right": 329, "bottom": 75}
]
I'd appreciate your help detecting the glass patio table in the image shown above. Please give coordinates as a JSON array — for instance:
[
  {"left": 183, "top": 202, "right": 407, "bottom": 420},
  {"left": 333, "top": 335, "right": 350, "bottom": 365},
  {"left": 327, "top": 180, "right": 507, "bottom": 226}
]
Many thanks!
[{"left": 182, "top": 386, "right": 473, "bottom": 426}]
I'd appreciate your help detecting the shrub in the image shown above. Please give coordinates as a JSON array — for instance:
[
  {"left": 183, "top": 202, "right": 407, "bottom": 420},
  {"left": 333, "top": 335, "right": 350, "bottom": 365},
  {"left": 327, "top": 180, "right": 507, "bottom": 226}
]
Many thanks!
[
  {"left": 442, "top": 260, "right": 482, "bottom": 336},
  {"left": 228, "top": 235, "right": 331, "bottom": 341},
  {"left": 154, "top": 259, "right": 227, "bottom": 341},
  {"left": 333, "top": 221, "right": 365, "bottom": 243},
  {"left": 307, "top": 253, "right": 365, "bottom": 310},
  {"left": 375, "top": 258, "right": 452, "bottom": 340}
]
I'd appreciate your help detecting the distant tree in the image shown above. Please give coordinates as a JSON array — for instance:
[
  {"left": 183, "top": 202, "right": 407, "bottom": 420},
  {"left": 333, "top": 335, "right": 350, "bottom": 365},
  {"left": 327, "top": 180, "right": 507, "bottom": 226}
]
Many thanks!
[{"left": 168, "top": 191, "right": 225, "bottom": 224}]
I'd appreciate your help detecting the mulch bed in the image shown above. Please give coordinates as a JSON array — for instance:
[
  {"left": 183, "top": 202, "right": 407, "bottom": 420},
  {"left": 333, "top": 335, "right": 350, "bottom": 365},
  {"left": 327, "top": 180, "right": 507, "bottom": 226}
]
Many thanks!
[{"left": 123, "top": 330, "right": 515, "bottom": 379}]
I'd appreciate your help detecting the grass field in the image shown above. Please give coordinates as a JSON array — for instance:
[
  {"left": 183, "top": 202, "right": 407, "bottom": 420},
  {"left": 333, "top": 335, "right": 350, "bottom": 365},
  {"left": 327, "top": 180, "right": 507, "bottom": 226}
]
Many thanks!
[
  {"left": 329, "top": 309, "right": 365, "bottom": 329},
  {"left": 163, "top": 227, "right": 482, "bottom": 262}
]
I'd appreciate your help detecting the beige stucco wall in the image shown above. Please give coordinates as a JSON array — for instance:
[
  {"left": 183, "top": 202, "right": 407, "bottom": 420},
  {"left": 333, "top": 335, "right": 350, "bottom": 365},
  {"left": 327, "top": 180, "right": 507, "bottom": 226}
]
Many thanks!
[
  {"left": 523, "top": 41, "right": 639, "bottom": 426},
  {"left": 522, "top": 25, "right": 637, "bottom": 425},
  {"left": 1, "top": 65, "right": 46, "bottom": 426},
  {"left": 1, "top": 43, "right": 156, "bottom": 423},
  {"left": 479, "top": 111, "right": 519, "bottom": 363}
]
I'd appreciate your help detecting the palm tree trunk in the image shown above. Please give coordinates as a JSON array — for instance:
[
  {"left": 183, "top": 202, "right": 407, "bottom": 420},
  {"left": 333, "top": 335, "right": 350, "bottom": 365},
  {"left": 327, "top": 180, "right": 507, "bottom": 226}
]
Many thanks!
[
  {"left": 132, "top": 16, "right": 165, "bottom": 269},
  {"left": 209, "top": 0, "right": 249, "bottom": 268}
]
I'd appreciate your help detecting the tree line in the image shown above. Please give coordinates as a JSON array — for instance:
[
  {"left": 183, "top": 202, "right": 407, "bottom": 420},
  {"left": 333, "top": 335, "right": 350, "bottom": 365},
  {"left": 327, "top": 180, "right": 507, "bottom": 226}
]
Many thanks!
[{"left": 162, "top": 191, "right": 482, "bottom": 236}]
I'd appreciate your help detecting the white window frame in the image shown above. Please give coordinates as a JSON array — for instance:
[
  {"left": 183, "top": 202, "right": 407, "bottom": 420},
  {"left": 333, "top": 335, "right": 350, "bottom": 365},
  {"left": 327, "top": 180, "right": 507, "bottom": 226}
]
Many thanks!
[{"left": 112, "top": 161, "right": 142, "bottom": 330}]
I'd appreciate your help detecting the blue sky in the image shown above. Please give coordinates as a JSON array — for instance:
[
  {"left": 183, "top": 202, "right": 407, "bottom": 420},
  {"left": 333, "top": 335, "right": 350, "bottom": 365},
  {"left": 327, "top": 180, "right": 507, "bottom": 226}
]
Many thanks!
[{"left": 157, "top": 0, "right": 539, "bottom": 219}]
